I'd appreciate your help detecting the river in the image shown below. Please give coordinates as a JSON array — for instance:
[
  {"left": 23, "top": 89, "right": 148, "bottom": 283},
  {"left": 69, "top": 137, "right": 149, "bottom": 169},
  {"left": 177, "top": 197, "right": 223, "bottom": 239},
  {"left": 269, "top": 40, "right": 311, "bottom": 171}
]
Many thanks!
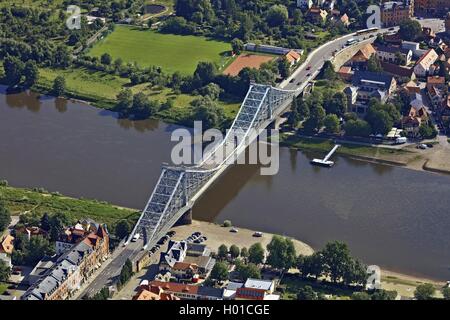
[{"left": 1, "top": 88, "right": 449, "bottom": 280}]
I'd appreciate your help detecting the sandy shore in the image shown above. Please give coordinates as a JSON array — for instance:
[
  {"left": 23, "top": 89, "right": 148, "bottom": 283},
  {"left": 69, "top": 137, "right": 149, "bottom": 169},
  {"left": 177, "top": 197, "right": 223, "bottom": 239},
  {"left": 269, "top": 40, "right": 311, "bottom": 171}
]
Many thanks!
[{"left": 171, "top": 220, "right": 445, "bottom": 297}]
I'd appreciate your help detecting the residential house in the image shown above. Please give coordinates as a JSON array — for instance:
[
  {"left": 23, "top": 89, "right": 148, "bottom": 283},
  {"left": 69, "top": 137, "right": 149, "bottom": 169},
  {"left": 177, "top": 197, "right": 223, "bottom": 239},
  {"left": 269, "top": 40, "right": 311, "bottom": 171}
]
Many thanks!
[
  {"left": 381, "top": 61, "right": 416, "bottom": 80},
  {"left": 348, "top": 43, "right": 376, "bottom": 69},
  {"left": 402, "top": 41, "right": 428, "bottom": 59},
  {"left": 340, "top": 13, "right": 350, "bottom": 26},
  {"left": 284, "top": 50, "right": 301, "bottom": 66},
  {"left": 415, "top": 0, "right": 450, "bottom": 16},
  {"left": 0, "top": 234, "right": 14, "bottom": 255},
  {"left": 426, "top": 76, "right": 447, "bottom": 92},
  {"left": 404, "top": 80, "right": 421, "bottom": 94},
  {"left": 344, "top": 71, "right": 397, "bottom": 114},
  {"left": 402, "top": 94, "right": 429, "bottom": 136},
  {"left": 428, "top": 85, "right": 446, "bottom": 109},
  {"left": 132, "top": 288, "right": 180, "bottom": 300},
  {"left": 338, "top": 66, "right": 354, "bottom": 81},
  {"left": 381, "top": 1, "right": 414, "bottom": 27},
  {"left": 159, "top": 241, "right": 216, "bottom": 281},
  {"left": 307, "top": 7, "right": 328, "bottom": 24},
  {"left": 22, "top": 223, "right": 109, "bottom": 300},
  {"left": 142, "top": 281, "right": 224, "bottom": 300},
  {"left": 440, "top": 96, "right": 450, "bottom": 123},
  {"left": 375, "top": 45, "right": 412, "bottom": 65},
  {"left": 414, "top": 49, "right": 439, "bottom": 77},
  {"left": 234, "top": 278, "right": 280, "bottom": 300}
]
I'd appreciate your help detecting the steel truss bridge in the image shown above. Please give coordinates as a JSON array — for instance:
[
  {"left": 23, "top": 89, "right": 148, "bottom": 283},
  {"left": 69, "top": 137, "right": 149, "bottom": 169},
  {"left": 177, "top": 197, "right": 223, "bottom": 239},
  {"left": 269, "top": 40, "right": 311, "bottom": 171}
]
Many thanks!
[{"left": 127, "top": 83, "right": 304, "bottom": 250}]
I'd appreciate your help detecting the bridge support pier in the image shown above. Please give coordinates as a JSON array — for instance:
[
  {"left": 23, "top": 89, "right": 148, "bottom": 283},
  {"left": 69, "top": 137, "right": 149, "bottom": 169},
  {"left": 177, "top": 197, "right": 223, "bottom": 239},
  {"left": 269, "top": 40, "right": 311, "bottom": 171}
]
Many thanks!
[{"left": 174, "top": 209, "right": 192, "bottom": 226}]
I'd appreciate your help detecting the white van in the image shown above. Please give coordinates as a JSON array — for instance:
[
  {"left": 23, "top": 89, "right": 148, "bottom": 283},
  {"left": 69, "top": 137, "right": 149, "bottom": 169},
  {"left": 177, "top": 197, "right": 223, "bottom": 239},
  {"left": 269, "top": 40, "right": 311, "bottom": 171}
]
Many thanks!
[
  {"left": 131, "top": 233, "right": 140, "bottom": 242},
  {"left": 394, "top": 137, "right": 407, "bottom": 145}
]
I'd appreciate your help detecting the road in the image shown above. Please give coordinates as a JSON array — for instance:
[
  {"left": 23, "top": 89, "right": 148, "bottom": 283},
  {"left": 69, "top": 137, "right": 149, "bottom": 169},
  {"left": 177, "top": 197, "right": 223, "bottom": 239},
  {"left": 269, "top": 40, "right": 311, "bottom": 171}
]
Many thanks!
[
  {"left": 282, "top": 27, "right": 396, "bottom": 91},
  {"left": 76, "top": 239, "right": 143, "bottom": 299}
]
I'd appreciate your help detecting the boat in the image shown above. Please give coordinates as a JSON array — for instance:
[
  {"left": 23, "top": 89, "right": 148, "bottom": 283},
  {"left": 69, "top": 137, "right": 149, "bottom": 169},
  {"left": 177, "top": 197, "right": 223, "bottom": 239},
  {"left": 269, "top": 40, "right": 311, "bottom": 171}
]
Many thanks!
[{"left": 310, "top": 159, "right": 334, "bottom": 167}]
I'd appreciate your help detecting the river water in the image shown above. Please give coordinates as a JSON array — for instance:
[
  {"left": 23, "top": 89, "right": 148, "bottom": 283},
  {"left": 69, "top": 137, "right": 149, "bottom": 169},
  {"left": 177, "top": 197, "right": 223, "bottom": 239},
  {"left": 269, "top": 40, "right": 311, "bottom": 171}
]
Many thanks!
[{"left": 1, "top": 87, "right": 449, "bottom": 280}]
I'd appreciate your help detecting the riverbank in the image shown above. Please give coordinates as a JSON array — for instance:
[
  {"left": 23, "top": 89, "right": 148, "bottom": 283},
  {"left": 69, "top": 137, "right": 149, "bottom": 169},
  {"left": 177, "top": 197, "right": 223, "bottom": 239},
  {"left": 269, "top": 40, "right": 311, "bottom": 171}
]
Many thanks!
[
  {"left": 1, "top": 184, "right": 445, "bottom": 298},
  {"left": 281, "top": 134, "right": 450, "bottom": 176}
]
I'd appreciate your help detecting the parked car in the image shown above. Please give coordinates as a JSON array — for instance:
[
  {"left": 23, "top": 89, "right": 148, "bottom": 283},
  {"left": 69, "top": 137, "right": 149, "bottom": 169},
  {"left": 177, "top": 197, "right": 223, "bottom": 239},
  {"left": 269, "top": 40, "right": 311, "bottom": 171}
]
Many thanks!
[
  {"left": 230, "top": 228, "right": 239, "bottom": 233},
  {"left": 253, "top": 232, "right": 263, "bottom": 237},
  {"left": 426, "top": 143, "right": 434, "bottom": 148},
  {"left": 417, "top": 144, "right": 427, "bottom": 150},
  {"left": 306, "top": 66, "right": 311, "bottom": 71}
]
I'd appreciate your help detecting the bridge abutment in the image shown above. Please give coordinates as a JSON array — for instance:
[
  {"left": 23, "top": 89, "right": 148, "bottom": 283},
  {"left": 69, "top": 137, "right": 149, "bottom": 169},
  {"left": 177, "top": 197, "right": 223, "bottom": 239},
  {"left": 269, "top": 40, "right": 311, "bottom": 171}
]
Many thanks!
[{"left": 174, "top": 209, "right": 192, "bottom": 226}]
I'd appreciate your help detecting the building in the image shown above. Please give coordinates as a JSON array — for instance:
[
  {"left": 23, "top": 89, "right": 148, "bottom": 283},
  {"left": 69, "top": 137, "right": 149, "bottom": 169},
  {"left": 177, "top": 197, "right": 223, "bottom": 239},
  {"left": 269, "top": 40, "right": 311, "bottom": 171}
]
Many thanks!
[
  {"left": 244, "top": 43, "right": 303, "bottom": 57},
  {"left": 345, "top": 71, "right": 397, "bottom": 114},
  {"left": 284, "top": 50, "right": 301, "bottom": 66},
  {"left": 22, "top": 224, "right": 109, "bottom": 300},
  {"left": 159, "top": 241, "right": 216, "bottom": 281},
  {"left": 415, "top": 0, "right": 450, "bottom": 16},
  {"left": 0, "top": 253, "right": 11, "bottom": 268},
  {"left": 0, "top": 234, "right": 14, "bottom": 255},
  {"left": 297, "top": 0, "right": 313, "bottom": 9},
  {"left": 401, "top": 41, "right": 427, "bottom": 59},
  {"left": 426, "top": 76, "right": 447, "bottom": 92},
  {"left": 428, "top": 85, "right": 446, "bottom": 109},
  {"left": 381, "top": 61, "right": 416, "bottom": 80},
  {"left": 340, "top": 13, "right": 350, "bottom": 26},
  {"left": 414, "top": 49, "right": 439, "bottom": 77},
  {"left": 446, "top": 13, "right": 450, "bottom": 35},
  {"left": 375, "top": 45, "right": 412, "bottom": 65},
  {"left": 338, "top": 66, "right": 354, "bottom": 81},
  {"left": 349, "top": 43, "right": 376, "bottom": 68},
  {"left": 141, "top": 281, "right": 224, "bottom": 300},
  {"left": 234, "top": 279, "right": 280, "bottom": 300},
  {"left": 402, "top": 94, "right": 429, "bottom": 136},
  {"left": 381, "top": 1, "right": 414, "bottom": 27},
  {"left": 404, "top": 80, "right": 421, "bottom": 94},
  {"left": 133, "top": 288, "right": 179, "bottom": 300},
  {"left": 307, "top": 7, "right": 328, "bottom": 24}
]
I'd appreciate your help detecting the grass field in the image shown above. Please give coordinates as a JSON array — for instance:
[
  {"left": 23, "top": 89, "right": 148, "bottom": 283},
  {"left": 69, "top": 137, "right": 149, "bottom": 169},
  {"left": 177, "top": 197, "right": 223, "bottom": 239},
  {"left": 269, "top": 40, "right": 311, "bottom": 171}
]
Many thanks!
[
  {"left": 0, "top": 185, "right": 140, "bottom": 227},
  {"left": 88, "top": 26, "right": 232, "bottom": 75}
]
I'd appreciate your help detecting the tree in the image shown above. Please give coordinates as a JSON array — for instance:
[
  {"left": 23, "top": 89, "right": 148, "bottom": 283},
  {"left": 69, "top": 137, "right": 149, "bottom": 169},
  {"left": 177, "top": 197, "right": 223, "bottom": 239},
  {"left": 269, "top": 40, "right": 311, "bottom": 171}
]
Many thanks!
[
  {"left": 236, "top": 263, "right": 261, "bottom": 280},
  {"left": 367, "top": 55, "right": 382, "bottom": 72},
  {"left": 49, "top": 212, "right": 70, "bottom": 241},
  {"left": 248, "top": 243, "right": 265, "bottom": 265},
  {"left": 266, "top": 236, "right": 296, "bottom": 270},
  {"left": 115, "top": 220, "right": 131, "bottom": 239},
  {"left": 132, "top": 92, "right": 159, "bottom": 117},
  {"left": 297, "top": 99, "right": 310, "bottom": 121},
  {"left": 266, "top": 4, "right": 288, "bottom": 27},
  {"left": 23, "top": 60, "right": 39, "bottom": 87},
  {"left": 53, "top": 75, "right": 66, "bottom": 97},
  {"left": 414, "top": 283, "right": 435, "bottom": 300},
  {"left": 442, "top": 287, "right": 450, "bottom": 300},
  {"left": 100, "top": 53, "right": 112, "bottom": 65},
  {"left": 0, "top": 260, "right": 11, "bottom": 282},
  {"left": 371, "top": 289, "right": 397, "bottom": 300},
  {"left": 198, "top": 83, "right": 221, "bottom": 100},
  {"left": 297, "top": 285, "right": 318, "bottom": 300},
  {"left": 324, "top": 114, "right": 340, "bottom": 134},
  {"left": 344, "top": 119, "right": 372, "bottom": 137},
  {"left": 229, "top": 245, "right": 240, "bottom": 260},
  {"left": 40, "top": 213, "right": 51, "bottom": 232},
  {"left": 231, "top": 38, "right": 244, "bottom": 55},
  {"left": 320, "top": 60, "right": 337, "bottom": 80},
  {"left": 118, "top": 259, "right": 133, "bottom": 286},
  {"left": 321, "top": 241, "right": 354, "bottom": 283},
  {"left": 288, "top": 97, "right": 300, "bottom": 128},
  {"left": 240, "top": 247, "right": 249, "bottom": 260},
  {"left": 395, "top": 52, "right": 406, "bottom": 66},
  {"left": 23, "top": 235, "right": 54, "bottom": 266},
  {"left": 0, "top": 202, "right": 11, "bottom": 232},
  {"left": 116, "top": 88, "right": 133, "bottom": 112},
  {"left": 299, "top": 253, "right": 324, "bottom": 280},
  {"left": 324, "top": 92, "right": 347, "bottom": 116},
  {"left": 278, "top": 57, "right": 291, "bottom": 78},
  {"left": 3, "top": 55, "right": 24, "bottom": 86},
  {"left": 351, "top": 291, "right": 371, "bottom": 300},
  {"left": 192, "top": 96, "right": 225, "bottom": 129},
  {"left": 303, "top": 105, "right": 326, "bottom": 133},
  {"left": 399, "top": 19, "right": 422, "bottom": 41},
  {"left": 218, "top": 244, "right": 228, "bottom": 260},
  {"left": 419, "top": 124, "right": 437, "bottom": 139},
  {"left": 194, "top": 61, "right": 217, "bottom": 86},
  {"left": 210, "top": 261, "right": 228, "bottom": 282}
]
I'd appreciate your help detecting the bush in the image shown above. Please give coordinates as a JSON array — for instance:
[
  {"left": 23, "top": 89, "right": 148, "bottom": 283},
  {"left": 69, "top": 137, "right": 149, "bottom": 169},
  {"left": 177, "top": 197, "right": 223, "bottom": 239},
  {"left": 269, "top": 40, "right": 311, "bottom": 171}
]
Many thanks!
[
  {"left": 223, "top": 220, "right": 232, "bottom": 227},
  {"left": 0, "top": 180, "right": 8, "bottom": 187}
]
